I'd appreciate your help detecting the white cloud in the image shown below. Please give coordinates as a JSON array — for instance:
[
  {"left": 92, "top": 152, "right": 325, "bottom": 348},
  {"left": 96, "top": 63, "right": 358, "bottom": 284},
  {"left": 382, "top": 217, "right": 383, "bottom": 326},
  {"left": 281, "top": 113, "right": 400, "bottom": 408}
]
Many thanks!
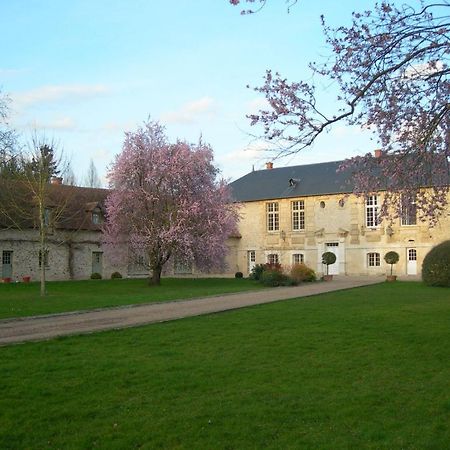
[
  {"left": 12, "top": 84, "right": 110, "bottom": 108},
  {"left": 404, "top": 61, "right": 444, "bottom": 79},
  {"left": 24, "top": 116, "right": 77, "bottom": 131},
  {"left": 160, "top": 97, "right": 217, "bottom": 124},
  {"left": 0, "top": 68, "right": 28, "bottom": 78},
  {"left": 247, "top": 97, "right": 269, "bottom": 114}
]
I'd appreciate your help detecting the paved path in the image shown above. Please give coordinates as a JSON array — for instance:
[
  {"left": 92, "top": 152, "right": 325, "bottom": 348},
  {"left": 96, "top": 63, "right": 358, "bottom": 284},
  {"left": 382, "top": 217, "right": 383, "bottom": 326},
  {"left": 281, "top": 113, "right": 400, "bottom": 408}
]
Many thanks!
[{"left": 0, "top": 276, "right": 382, "bottom": 345}]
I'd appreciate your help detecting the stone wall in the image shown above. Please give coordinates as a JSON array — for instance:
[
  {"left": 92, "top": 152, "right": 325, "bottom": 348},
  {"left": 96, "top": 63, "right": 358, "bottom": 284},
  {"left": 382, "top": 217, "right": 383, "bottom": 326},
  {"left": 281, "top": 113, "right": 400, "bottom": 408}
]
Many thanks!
[{"left": 228, "top": 191, "right": 450, "bottom": 278}]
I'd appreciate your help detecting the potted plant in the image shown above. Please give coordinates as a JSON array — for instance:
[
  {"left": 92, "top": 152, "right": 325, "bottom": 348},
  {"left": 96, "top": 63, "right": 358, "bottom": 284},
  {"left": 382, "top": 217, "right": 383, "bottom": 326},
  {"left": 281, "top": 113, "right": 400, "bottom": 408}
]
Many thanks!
[
  {"left": 322, "top": 251, "right": 337, "bottom": 281},
  {"left": 22, "top": 276, "right": 31, "bottom": 283},
  {"left": 384, "top": 251, "right": 399, "bottom": 281}
]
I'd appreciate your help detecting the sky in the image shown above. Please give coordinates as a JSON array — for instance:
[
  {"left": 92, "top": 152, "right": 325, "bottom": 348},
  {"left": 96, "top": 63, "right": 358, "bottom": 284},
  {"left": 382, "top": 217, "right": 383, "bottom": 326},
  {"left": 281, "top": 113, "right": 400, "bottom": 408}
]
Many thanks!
[{"left": 1, "top": 0, "right": 380, "bottom": 186}]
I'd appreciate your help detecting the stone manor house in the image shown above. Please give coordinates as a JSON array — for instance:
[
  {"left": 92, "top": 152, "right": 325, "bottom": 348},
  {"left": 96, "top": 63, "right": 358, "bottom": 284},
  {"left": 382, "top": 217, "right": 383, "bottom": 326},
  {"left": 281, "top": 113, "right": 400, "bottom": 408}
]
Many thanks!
[{"left": 1, "top": 154, "right": 449, "bottom": 281}]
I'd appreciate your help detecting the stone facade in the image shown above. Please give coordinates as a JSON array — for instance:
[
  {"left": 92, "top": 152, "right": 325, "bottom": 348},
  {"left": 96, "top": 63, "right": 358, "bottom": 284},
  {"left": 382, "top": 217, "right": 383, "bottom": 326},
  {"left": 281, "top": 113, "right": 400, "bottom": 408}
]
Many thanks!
[
  {"left": 0, "top": 228, "right": 129, "bottom": 282},
  {"left": 227, "top": 166, "right": 450, "bottom": 278}
]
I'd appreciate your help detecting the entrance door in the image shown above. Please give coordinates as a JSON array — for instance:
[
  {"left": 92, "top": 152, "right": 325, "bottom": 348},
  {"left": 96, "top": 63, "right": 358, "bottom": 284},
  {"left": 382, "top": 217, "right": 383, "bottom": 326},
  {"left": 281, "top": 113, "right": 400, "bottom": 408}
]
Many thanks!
[
  {"left": 325, "top": 243, "right": 339, "bottom": 275},
  {"left": 92, "top": 252, "right": 103, "bottom": 276},
  {"left": 2, "top": 251, "right": 13, "bottom": 278},
  {"left": 407, "top": 248, "right": 417, "bottom": 275},
  {"left": 247, "top": 250, "right": 256, "bottom": 274}
]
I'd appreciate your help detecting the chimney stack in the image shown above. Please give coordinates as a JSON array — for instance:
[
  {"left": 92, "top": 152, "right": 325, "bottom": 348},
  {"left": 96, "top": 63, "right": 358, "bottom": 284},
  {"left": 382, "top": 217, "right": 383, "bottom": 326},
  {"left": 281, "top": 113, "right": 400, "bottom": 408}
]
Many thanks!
[
  {"left": 51, "top": 176, "right": 63, "bottom": 185},
  {"left": 266, "top": 162, "right": 273, "bottom": 170},
  {"left": 374, "top": 149, "right": 383, "bottom": 158}
]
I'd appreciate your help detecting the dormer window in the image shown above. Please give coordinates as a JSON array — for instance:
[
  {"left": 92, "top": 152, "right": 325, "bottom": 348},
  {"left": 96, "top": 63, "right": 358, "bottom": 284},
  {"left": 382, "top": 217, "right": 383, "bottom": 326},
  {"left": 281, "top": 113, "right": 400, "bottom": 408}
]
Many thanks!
[{"left": 92, "top": 208, "right": 102, "bottom": 224}]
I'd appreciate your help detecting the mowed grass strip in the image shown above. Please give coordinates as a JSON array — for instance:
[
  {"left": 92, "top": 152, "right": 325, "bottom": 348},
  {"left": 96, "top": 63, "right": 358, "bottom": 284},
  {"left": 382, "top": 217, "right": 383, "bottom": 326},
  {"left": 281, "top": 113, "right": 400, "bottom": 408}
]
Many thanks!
[
  {"left": 0, "top": 282, "right": 449, "bottom": 449},
  {"left": 0, "top": 277, "right": 263, "bottom": 319}
]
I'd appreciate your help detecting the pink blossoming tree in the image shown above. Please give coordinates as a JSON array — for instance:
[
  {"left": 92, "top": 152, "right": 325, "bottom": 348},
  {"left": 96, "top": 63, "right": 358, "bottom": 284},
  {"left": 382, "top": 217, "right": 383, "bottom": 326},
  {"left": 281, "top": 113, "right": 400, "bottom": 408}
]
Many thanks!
[
  {"left": 231, "top": 1, "right": 450, "bottom": 224},
  {"left": 103, "top": 120, "right": 239, "bottom": 285}
]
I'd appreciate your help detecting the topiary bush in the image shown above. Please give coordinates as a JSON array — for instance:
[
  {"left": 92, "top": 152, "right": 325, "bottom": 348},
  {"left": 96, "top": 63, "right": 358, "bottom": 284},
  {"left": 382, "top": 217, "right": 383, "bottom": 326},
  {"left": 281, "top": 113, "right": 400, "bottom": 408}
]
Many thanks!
[
  {"left": 322, "top": 252, "right": 337, "bottom": 275},
  {"left": 290, "top": 263, "right": 317, "bottom": 283},
  {"left": 384, "top": 251, "right": 399, "bottom": 276},
  {"left": 235, "top": 271, "right": 243, "bottom": 279},
  {"left": 90, "top": 272, "right": 102, "bottom": 280},
  {"left": 422, "top": 240, "right": 450, "bottom": 287},
  {"left": 111, "top": 271, "right": 123, "bottom": 279}
]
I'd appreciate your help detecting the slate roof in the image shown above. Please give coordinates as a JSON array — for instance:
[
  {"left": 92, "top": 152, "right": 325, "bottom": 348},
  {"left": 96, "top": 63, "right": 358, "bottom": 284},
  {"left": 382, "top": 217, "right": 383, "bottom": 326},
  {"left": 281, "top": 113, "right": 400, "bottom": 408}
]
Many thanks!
[
  {"left": 230, "top": 160, "right": 355, "bottom": 202},
  {"left": 0, "top": 182, "right": 110, "bottom": 231}
]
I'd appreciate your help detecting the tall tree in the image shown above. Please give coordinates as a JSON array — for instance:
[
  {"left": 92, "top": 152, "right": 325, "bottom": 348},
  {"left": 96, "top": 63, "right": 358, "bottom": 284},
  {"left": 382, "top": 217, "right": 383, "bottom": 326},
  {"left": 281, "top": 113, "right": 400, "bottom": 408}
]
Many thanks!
[
  {"left": 0, "top": 136, "right": 71, "bottom": 296},
  {"left": 84, "top": 158, "right": 101, "bottom": 188},
  {"left": 0, "top": 90, "right": 20, "bottom": 177},
  {"left": 103, "top": 119, "right": 239, "bottom": 285},
  {"left": 232, "top": 1, "right": 450, "bottom": 224}
]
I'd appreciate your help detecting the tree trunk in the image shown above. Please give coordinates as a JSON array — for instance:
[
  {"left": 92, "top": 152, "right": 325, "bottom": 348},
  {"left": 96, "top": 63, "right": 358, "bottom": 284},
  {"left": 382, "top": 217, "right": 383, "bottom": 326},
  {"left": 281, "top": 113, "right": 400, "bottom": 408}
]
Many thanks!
[
  {"left": 149, "top": 265, "right": 162, "bottom": 285},
  {"left": 39, "top": 203, "right": 47, "bottom": 297}
]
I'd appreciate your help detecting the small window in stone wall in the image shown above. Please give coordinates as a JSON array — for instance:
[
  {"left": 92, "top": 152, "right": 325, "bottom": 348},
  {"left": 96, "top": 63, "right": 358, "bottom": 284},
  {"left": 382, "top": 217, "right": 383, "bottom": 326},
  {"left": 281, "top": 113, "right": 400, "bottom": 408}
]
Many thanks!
[
  {"left": 39, "top": 250, "right": 49, "bottom": 268},
  {"left": 320, "top": 201, "right": 326, "bottom": 208},
  {"left": 267, "top": 254, "right": 279, "bottom": 265},
  {"left": 292, "top": 253, "right": 304, "bottom": 264},
  {"left": 367, "top": 252, "right": 380, "bottom": 267},
  {"left": 174, "top": 260, "right": 193, "bottom": 274}
]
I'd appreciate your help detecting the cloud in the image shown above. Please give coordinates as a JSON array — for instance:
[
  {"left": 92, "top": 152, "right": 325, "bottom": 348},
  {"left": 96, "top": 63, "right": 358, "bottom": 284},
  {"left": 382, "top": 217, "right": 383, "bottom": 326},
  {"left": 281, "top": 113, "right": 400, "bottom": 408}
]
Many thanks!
[
  {"left": 12, "top": 84, "right": 110, "bottom": 108},
  {"left": 247, "top": 97, "right": 269, "bottom": 114},
  {"left": 160, "top": 97, "right": 217, "bottom": 124},
  {"left": 0, "top": 68, "right": 28, "bottom": 78},
  {"left": 404, "top": 61, "right": 444, "bottom": 79},
  {"left": 219, "top": 140, "right": 275, "bottom": 164},
  {"left": 24, "top": 116, "right": 77, "bottom": 131}
]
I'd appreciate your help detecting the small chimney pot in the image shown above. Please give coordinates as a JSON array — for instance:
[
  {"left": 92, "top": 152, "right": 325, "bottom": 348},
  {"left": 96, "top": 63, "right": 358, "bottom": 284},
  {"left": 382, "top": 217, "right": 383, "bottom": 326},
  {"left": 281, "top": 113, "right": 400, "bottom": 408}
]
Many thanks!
[
  {"left": 51, "top": 176, "right": 63, "bottom": 185},
  {"left": 374, "top": 149, "right": 383, "bottom": 158},
  {"left": 266, "top": 162, "right": 273, "bottom": 170}
]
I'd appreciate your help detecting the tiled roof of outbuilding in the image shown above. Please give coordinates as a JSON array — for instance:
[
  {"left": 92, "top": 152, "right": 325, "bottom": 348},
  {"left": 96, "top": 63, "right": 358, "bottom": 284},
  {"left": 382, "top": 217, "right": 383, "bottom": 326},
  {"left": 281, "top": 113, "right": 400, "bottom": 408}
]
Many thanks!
[
  {"left": 0, "top": 182, "right": 110, "bottom": 231},
  {"left": 229, "top": 160, "right": 355, "bottom": 202}
]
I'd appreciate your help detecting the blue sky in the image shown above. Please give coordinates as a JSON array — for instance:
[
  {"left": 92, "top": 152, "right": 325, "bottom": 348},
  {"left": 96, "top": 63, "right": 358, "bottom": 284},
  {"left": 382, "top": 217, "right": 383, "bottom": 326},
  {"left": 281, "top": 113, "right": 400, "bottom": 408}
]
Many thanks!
[{"left": 1, "top": 0, "right": 379, "bottom": 185}]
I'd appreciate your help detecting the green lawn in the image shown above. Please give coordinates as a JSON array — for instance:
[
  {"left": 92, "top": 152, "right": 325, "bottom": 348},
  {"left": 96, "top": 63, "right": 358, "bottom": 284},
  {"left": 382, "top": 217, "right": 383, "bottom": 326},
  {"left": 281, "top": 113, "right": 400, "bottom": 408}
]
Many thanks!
[
  {"left": 0, "top": 282, "right": 449, "bottom": 449},
  {"left": 0, "top": 277, "right": 263, "bottom": 319}
]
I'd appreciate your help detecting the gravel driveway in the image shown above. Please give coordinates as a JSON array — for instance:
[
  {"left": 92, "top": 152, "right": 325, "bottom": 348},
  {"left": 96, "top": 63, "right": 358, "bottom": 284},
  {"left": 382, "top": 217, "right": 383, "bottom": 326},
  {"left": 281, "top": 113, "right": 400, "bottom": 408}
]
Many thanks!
[{"left": 0, "top": 276, "right": 382, "bottom": 345}]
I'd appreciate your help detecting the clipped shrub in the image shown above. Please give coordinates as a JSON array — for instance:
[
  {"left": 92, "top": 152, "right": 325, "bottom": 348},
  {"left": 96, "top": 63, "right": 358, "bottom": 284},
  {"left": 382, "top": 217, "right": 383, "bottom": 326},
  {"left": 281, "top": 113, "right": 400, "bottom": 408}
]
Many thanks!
[
  {"left": 111, "top": 271, "right": 123, "bottom": 279},
  {"left": 322, "top": 252, "right": 337, "bottom": 275},
  {"left": 290, "top": 263, "right": 317, "bottom": 283},
  {"left": 249, "top": 264, "right": 267, "bottom": 281},
  {"left": 235, "top": 271, "right": 243, "bottom": 279},
  {"left": 260, "top": 269, "right": 292, "bottom": 287},
  {"left": 90, "top": 272, "right": 102, "bottom": 280},
  {"left": 422, "top": 240, "right": 450, "bottom": 287},
  {"left": 384, "top": 251, "right": 399, "bottom": 276}
]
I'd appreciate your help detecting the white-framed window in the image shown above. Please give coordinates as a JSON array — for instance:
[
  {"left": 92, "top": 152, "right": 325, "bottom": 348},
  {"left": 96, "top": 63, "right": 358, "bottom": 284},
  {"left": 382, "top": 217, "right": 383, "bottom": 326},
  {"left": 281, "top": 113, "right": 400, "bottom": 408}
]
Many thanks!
[
  {"left": 367, "top": 252, "right": 380, "bottom": 267},
  {"left": 267, "top": 253, "right": 279, "bottom": 265},
  {"left": 366, "top": 195, "right": 380, "bottom": 227},
  {"left": 292, "top": 253, "right": 304, "bottom": 264},
  {"left": 408, "top": 248, "right": 417, "bottom": 262},
  {"left": 291, "top": 200, "right": 305, "bottom": 231},
  {"left": 266, "top": 202, "right": 279, "bottom": 232},
  {"left": 39, "top": 250, "right": 49, "bottom": 268},
  {"left": 401, "top": 194, "right": 417, "bottom": 226}
]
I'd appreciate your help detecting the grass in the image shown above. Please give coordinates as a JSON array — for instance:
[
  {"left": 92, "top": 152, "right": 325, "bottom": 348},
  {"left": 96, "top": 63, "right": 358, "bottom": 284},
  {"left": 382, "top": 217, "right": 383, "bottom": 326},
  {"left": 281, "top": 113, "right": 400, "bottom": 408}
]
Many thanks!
[
  {"left": 0, "top": 282, "right": 449, "bottom": 449},
  {"left": 0, "top": 277, "right": 263, "bottom": 319}
]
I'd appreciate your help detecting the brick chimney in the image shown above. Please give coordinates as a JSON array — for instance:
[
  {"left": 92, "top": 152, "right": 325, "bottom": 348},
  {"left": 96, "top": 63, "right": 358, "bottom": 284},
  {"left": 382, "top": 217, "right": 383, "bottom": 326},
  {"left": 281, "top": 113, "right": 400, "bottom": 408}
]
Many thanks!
[
  {"left": 374, "top": 149, "right": 383, "bottom": 158},
  {"left": 266, "top": 162, "right": 273, "bottom": 170},
  {"left": 51, "top": 176, "right": 63, "bottom": 185}
]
